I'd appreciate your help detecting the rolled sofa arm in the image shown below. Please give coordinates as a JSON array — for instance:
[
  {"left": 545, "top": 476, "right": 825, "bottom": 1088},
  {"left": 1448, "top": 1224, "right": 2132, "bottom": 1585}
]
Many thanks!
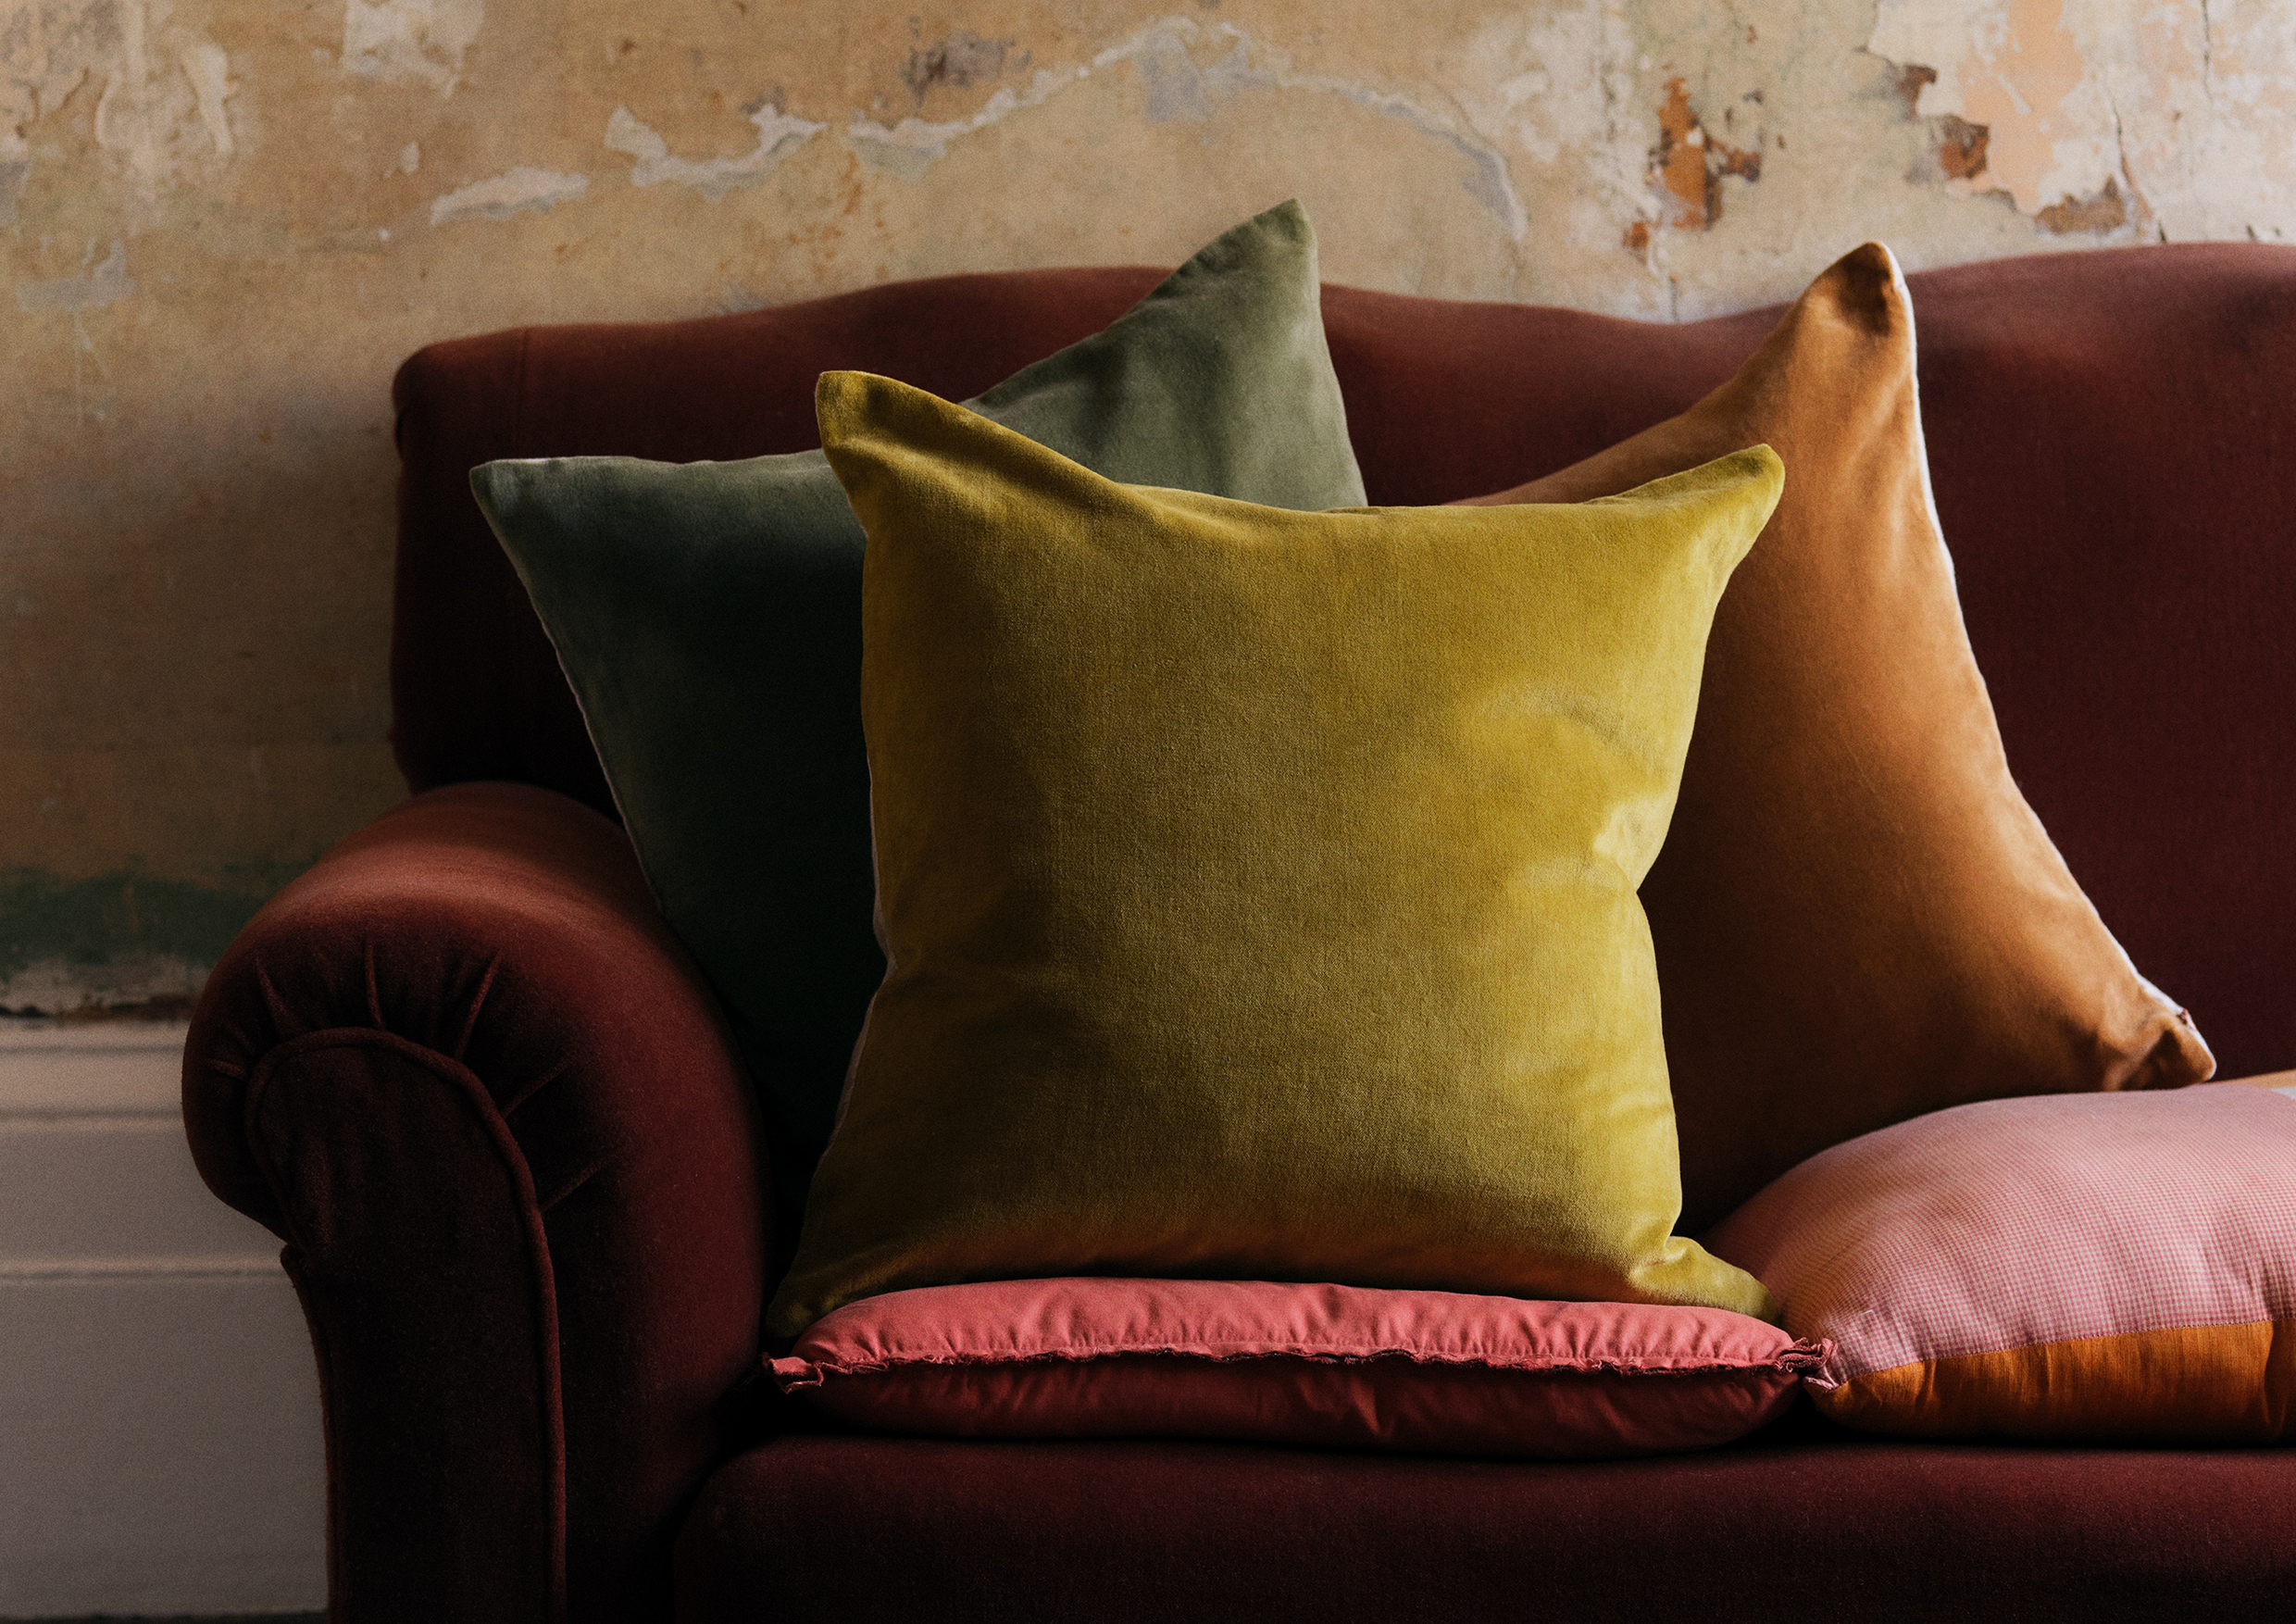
[{"left": 183, "top": 782, "right": 770, "bottom": 1624}]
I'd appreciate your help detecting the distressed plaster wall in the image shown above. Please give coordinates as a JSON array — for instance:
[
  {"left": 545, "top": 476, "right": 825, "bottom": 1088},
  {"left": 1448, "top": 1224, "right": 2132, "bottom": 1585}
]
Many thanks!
[{"left": 6, "top": 0, "right": 2294, "bottom": 1010}]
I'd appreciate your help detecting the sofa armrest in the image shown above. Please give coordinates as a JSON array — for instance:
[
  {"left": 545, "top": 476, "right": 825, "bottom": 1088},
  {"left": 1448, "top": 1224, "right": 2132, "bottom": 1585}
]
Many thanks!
[{"left": 184, "top": 782, "right": 770, "bottom": 1624}]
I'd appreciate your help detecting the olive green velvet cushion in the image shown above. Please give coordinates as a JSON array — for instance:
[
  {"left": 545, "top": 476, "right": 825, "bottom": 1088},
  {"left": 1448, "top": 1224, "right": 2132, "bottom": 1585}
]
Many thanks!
[
  {"left": 469, "top": 202, "right": 1366, "bottom": 1208},
  {"left": 765, "top": 371, "right": 1785, "bottom": 1339}
]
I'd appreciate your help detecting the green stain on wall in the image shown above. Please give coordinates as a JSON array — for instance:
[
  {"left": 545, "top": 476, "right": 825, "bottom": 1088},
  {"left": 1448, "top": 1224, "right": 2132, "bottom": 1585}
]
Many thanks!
[{"left": 0, "top": 865, "right": 304, "bottom": 981}]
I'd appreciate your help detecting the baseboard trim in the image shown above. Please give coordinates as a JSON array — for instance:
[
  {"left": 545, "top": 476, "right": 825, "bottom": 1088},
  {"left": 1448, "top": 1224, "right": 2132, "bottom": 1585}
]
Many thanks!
[{"left": 0, "top": 1256, "right": 284, "bottom": 1281}]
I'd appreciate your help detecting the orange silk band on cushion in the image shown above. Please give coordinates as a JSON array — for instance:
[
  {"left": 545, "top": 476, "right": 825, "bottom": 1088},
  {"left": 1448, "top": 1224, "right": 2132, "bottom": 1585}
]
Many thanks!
[{"left": 1834, "top": 1321, "right": 2295, "bottom": 1443}]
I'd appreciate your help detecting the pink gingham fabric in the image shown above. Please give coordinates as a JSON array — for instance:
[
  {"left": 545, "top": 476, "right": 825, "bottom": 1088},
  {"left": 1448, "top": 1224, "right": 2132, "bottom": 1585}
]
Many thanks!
[{"left": 1706, "top": 1084, "right": 2296, "bottom": 1382}]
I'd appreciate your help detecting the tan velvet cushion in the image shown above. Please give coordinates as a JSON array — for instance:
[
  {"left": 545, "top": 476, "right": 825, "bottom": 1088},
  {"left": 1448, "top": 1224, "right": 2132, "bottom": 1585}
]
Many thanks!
[
  {"left": 1465, "top": 243, "right": 2214, "bottom": 1230},
  {"left": 765, "top": 371, "right": 1784, "bottom": 1339}
]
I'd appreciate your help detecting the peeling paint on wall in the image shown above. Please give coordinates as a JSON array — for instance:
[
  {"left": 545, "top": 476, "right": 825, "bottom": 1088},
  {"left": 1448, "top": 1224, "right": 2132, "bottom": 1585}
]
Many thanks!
[
  {"left": 429, "top": 163, "right": 588, "bottom": 225},
  {"left": 605, "top": 102, "right": 823, "bottom": 202},
  {"left": 843, "top": 20, "right": 1526, "bottom": 238},
  {"left": 1633, "top": 76, "right": 1761, "bottom": 242},
  {"left": 343, "top": 0, "right": 483, "bottom": 93},
  {"left": 1451, "top": 4, "right": 1645, "bottom": 259},
  {"left": 68, "top": 0, "right": 237, "bottom": 201},
  {"left": 3, "top": 0, "right": 119, "bottom": 176},
  {"left": 16, "top": 239, "right": 132, "bottom": 310},
  {"left": 1118, "top": 22, "right": 1530, "bottom": 239},
  {"left": 1870, "top": 0, "right": 2296, "bottom": 239}
]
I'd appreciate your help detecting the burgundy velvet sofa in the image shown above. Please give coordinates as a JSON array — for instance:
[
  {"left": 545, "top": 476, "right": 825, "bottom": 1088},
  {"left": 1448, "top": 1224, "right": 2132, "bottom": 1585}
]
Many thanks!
[{"left": 184, "top": 243, "right": 2296, "bottom": 1622}]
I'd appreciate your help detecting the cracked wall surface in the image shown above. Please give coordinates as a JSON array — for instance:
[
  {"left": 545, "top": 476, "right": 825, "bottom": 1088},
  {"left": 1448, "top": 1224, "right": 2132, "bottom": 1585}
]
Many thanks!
[{"left": 6, "top": 0, "right": 2293, "bottom": 1009}]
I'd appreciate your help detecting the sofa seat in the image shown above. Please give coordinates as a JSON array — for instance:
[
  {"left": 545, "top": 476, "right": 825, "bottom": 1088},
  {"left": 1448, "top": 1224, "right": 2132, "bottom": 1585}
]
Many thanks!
[{"left": 674, "top": 1422, "right": 2296, "bottom": 1621}]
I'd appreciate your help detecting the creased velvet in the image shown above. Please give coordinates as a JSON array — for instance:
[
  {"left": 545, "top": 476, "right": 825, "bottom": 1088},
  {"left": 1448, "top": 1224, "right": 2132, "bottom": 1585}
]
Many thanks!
[{"left": 183, "top": 782, "right": 767, "bottom": 1624}]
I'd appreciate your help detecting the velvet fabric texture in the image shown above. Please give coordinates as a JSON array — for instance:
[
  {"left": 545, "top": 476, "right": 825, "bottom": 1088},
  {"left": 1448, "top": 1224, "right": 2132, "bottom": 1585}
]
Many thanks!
[
  {"left": 767, "top": 371, "right": 1780, "bottom": 1336},
  {"left": 1708, "top": 1085, "right": 2296, "bottom": 1442},
  {"left": 181, "top": 783, "right": 768, "bottom": 1623},
  {"left": 675, "top": 1430, "right": 2296, "bottom": 1622},
  {"left": 1463, "top": 243, "right": 2215, "bottom": 1227},
  {"left": 770, "top": 1278, "right": 1821, "bottom": 1457},
  {"left": 470, "top": 203, "right": 1364, "bottom": 1211}
]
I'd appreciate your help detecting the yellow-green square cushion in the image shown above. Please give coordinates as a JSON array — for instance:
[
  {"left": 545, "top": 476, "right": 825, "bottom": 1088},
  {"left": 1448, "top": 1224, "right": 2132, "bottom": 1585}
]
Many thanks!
[{"left": 766, "top": 372, "right": 1785, "bottom": 1339}]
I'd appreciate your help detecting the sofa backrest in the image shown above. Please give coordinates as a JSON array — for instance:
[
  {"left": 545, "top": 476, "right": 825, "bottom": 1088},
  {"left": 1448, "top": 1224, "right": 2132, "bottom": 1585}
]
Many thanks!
[{"left": 391, "top": 244, "right": 2296, "bottom": 1079}]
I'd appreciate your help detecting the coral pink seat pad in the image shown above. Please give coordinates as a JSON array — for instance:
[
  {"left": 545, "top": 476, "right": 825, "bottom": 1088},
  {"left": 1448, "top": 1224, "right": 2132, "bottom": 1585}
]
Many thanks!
[{"left": 768, "top": 1277, "right": 1826, "bottom": 1458}]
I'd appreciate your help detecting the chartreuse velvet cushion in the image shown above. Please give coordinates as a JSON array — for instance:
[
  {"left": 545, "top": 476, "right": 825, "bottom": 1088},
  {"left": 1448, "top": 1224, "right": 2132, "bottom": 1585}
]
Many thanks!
[
  {"left": 468, "top": 201, "right": 1366, "bottom": 1209},
  {"left": 764, "top": 371, "right": 1785, "bottom": 1341}
]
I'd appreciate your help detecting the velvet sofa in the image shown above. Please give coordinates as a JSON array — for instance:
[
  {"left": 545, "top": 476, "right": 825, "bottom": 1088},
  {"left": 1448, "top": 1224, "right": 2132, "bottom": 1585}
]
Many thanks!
[{"left": 184, "top": 242, "right": 2296, "bottom": 1622}]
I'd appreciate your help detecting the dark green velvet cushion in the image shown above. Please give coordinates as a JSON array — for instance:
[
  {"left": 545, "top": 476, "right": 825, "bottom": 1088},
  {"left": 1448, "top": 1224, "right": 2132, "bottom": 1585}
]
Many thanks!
[{"left": 471, "top": 201, "right": 1366, "bottom": 1215}]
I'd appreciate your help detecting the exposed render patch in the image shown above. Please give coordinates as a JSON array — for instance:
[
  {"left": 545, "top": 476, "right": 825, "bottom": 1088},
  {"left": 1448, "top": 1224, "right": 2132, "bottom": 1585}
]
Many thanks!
[
  {"left": 5, "top": 0, "right": 113, "bottom": 220},
  {"left": 1628, "top": 78, "right": 1760, "bottom": 245},
  {"left": 1893, "top": 58, "right": 1991, "bottom": 182},
  {"left": 1867, "top": 0, "right": 2175, "bottom": 235},
  {"left": 429, "top": 164, "right": 587, "bottom": 225},
  {"left": 1141, "top": 28, "right": 1211, "bottom": 123},
  {"left": 0, "top": 981, "right": 196, "bottom": 1023},
  {"left": 3, "top": 0, "right": 120, "bottom": 146},
  {"left": 848, "top": 72, "right": 1073, "bottom": 178},
  {"left": 842, "top": 19, "right": 1528, "bottom": 240},
  {"left": 1129, "top": 24, "right": 1529, "bottom": 237},
  {"left": 343, "top": 0, "right": 484, "bottom": 94},
  {"left": 17, "top": 240, "right": 135, "bottom": 312},
  {"left": 57, "top": 0, "right": 242, "bottom": 200},
  {"left": 4, "top": 3, "right": 231, "bottom": 210},
  {"left": 605, "top": 103, "right": 825, "bottom": 203},
  {"left": 1935, "top": 115, "right": 1989, "bottom": 181},
  {"left": 1896, "top": 61, "right": 1939, "bottom": 112},
  {"left": 177, "top": 35, "right": 230, "bottom": 156},
  {"left": 2037, "top": 174, "right": 2126, "bottom": 234},
  {"left": 1454, "top": 5, "right": 1647, "bottom": 260}
]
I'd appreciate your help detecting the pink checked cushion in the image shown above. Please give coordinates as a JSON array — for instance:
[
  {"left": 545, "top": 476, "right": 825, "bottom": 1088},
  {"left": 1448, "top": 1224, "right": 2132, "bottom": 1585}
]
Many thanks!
[
  {"left": 1707, "top": 1082, "right": 2296, "bottom": 1442},
  {"left": 767, "top": 1277, "right": 1825, "bottom": 1458}
]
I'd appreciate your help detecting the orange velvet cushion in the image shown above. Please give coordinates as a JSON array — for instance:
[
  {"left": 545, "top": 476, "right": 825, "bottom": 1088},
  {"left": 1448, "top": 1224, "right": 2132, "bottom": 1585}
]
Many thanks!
[{"left": 1465, "top": 243, "right": 2215, "bottom": 1229}]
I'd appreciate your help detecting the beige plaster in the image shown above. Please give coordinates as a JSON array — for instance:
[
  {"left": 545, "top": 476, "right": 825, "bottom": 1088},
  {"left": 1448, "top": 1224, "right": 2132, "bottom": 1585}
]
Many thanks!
[{"left": 5, "top": 0, "right": 2292, "bottom": 1004}]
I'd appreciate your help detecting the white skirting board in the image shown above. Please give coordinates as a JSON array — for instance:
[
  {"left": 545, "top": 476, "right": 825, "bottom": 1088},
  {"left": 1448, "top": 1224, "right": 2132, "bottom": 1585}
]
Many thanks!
[{"left": 0, "top": 1026, "right": 326, "bottom": 1618}]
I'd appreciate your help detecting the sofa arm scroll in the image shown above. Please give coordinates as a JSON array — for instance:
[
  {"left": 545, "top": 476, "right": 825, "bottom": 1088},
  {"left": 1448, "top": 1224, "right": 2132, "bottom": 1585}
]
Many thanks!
[{"left": 184, "top": 782, "right": 769, "bottom": 1624}]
